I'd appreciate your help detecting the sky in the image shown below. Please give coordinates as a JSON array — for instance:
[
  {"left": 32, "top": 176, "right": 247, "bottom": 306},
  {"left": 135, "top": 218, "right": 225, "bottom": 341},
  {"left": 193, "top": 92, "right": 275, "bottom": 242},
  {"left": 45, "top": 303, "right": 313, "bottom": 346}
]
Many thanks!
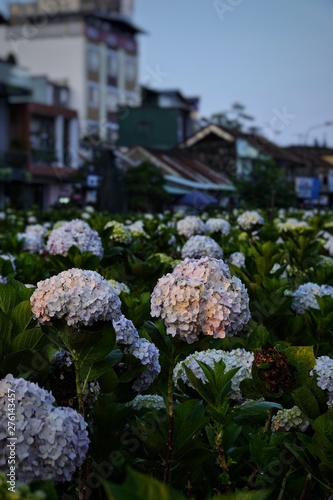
[{"left": 134, "top": 0, "right": 333, "bottom": 146}]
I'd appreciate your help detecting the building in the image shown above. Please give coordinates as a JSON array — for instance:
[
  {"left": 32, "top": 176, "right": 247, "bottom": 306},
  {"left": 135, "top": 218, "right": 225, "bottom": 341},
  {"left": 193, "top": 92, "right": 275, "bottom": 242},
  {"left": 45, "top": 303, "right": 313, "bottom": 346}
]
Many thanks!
[
  {"left": 118, "top": 86, "right": 200, "bottom": 149},
  {"left": 0, "top": 58, "right": 79, "bottom": 209},
  {"left": 0, "top": 0, "right": 143, "bottom": 139},
  {"left": 119, "top": 145, "right": 235, "bottom": 208}
]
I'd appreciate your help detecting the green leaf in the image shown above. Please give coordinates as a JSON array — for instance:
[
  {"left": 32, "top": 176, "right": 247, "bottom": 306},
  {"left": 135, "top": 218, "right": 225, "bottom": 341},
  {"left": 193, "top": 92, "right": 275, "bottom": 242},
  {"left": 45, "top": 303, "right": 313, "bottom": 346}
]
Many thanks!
[
  {"left": 0, "top": 284, "right": 18, "bottom": 313},
  {"left": 103, "top": 467, "right": 185, "bottom": 500},
  {"left": 247, "top": 325, "right": 271, "bottom": 348},
  {"left": 284, "top": 346, "right": 316, "bottom": 387},
  {"left": 0, "top": 312, "right": 13, "bottom": 357},
  {"left": 233, "top": 401, "right": 283, "bottom": 424},
  {"left": 11, "top": 328, "right": 45, "bottom": 352},
  {"left": 239, "top": 378, "right": 263, "bottom": 400},
  {"left": 292, "top": 386, "right": 320, "bottom": 420},
  {"left": 10, "top": 300, "right": 33, "bottom": 336},
  {"left": 142, "top": 320, "right": 170, "bottom": 354}
]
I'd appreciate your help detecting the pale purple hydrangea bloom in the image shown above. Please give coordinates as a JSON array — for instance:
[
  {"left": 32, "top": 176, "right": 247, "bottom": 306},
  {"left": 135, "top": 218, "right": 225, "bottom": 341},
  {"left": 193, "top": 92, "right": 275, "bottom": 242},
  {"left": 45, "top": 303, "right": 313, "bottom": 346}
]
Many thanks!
[
  {"left": 30, "top": 268, "right": 122, "bottom": 326},
  {"left": 176, "top": 216, "right": 206, "bottom": 238},
  {"left": 17, "top": 231, "right": 44, "bottom": 253},
  {"left": 228, "top": 252, "right": 246, "bottom": 268},
  {"left": 151, "top": 257, "right": 251, "bottom": 344},
  {"left": 0, "top": 374, "right": 89, "bottom": 483},
  {"left": 125, "top": 338, "right": 161, "bottom": 392},
  {"left": 271, "top": 406, "right": 310, "bottom": 432},
  {"left": 291, "top": 282, "right": 333, "bottom": 314},
  {"left": 46, "top": 219, "right": 103, "bottom": 258},
  {"left": 205, "top": 218, "right": 231, "bottom": 235},
  {"left": 112, "top": 315, "right": 140, "bottom": 345},
  {"left": 311, "top": 355, "right": 333, "bottom": 408},
  {"left": 181, "top": 235, "right": 223, "bottom": 259},
  {"left": 173, "top": 348, "right": 253, "bottom": 401}
]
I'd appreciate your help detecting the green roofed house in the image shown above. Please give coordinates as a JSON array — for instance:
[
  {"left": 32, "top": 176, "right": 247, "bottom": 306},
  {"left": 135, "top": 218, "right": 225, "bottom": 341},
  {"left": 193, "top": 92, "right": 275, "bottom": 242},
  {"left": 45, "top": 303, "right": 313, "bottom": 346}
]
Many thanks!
[{"left": 118, "top": 86, "right": 200, "bottom": 149}]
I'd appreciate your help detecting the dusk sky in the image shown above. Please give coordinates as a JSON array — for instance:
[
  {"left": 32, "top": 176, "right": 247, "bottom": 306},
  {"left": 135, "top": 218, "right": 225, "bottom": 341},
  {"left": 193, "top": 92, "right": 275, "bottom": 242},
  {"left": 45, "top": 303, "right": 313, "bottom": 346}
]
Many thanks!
[{"left": 135, "top": 0, "right": 333, "bottom": 146}]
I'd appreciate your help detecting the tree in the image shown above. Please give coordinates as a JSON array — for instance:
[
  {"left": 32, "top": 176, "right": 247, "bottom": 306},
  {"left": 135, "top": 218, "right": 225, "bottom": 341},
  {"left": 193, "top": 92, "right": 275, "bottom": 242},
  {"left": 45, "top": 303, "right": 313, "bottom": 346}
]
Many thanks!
[
  {"left": 124, "top": 162, "right": 171, "bottom": 213},
  {"left": 200, "top": 102, "right": 256, "bottom": 132},
  {"left": 234, "top": 159, "right": 296, "bottom": 209}
]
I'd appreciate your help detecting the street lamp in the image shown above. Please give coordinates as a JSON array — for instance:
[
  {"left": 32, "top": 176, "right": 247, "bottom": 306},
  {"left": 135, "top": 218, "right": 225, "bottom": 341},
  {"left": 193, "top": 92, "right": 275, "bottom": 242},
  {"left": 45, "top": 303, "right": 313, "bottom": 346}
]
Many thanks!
[{"left": 304, "top": 121, "right": 333, "bottom": 146}]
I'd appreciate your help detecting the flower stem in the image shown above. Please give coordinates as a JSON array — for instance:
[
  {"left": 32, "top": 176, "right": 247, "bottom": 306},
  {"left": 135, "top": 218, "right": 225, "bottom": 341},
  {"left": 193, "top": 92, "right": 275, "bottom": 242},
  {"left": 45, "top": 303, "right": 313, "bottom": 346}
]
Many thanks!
[{"left": 164, "top": 364, "right": 175, "bottom": 483}]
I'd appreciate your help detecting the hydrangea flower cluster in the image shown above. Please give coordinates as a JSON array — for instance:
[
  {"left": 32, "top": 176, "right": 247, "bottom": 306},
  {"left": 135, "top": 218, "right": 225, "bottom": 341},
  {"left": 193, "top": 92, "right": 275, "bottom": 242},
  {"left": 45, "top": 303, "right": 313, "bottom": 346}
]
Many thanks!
[
  {"left": 205, "top": 218, "right": 231, "bottom": 235},
  {"left": 125, "top": 220, "right": 149, "bottom": 238},
  {"left": 107, "top": 279, "right": 130, "bottom": 295},
  {"left": 237, "top": 211, "right": 264, "bottom": 231},
  {"left": 30, "top": 268, "right": 122, "bottom": 326},
  {"left": 25, "top": 224, "right": 48, "bottom": 237},
  {"left": 45, "top": 219, "right": 103, "bottom": 258},
  {"left": 228, "top": 251, "right": 246, "bottom": 268},
  {"left": 311, "top": 355, "right": 333, "bottom": 408},
  {"left": 176, "top": 216, "right": 206, "bottom": 238},
  {"left": 291, "top": 282, "right": 333, "bottom": 314},
  {"left": 17, "top": 229, "right": 44, "bottom": 253},
  {"left": 151, "top": 257, "right": 251, "bottom": 344},
  {"left": 128, "top": 394, "right": 166, "bottom": 411},
  {"left": 104, "top": 221, "right": 133, "bottom": 245},
  {"left": 173, "top": 348, "right": 254, "bottom": 401},
  {"left": 324, "top": 236, "right": 333, "bottom": 257},
  {"left": 181, "top": 235, "right": 223, "bottom": 259},
  {"left": 125, "top": 338, "right": 161, "bottom": 391},
  {"left": 271, "top": 406, "right": 310, "bottom": 432},
  {"left": 0, "top": 374, "right": 89, "bottom": 483},
  {"left": 112, "top": 315, "right": 140, "bottom": 345},
  {"left": 277, "top": 218, "right": 310, "bottom": 232}
]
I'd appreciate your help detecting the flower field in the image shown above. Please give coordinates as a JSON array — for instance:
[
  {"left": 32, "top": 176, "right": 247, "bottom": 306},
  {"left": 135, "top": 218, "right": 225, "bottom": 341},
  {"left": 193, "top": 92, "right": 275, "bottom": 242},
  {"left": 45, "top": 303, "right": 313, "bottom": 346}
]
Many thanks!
[{"left": 0, "top": 205, "right": 333, "bottom": 499}]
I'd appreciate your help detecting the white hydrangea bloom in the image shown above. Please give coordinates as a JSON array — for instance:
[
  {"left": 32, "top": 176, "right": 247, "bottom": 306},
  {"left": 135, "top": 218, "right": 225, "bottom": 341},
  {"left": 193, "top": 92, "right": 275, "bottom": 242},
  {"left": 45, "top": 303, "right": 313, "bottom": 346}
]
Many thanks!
[
  {"left": 17, "top": 231, "right": 44, "bottom": 253},
  {"left": 126, "top": 220, "right": 149, "bottom": 238},
  {"left": 237, "top": 211, "right": 264, "bottom": 231},
  {"left": 151, "top": 257, "right": 251, "bottom": 344},
  {"left": 312, "top": 355, "right": 333, "bottom": 408},
  {"left": 112, "top": 315, "right": 140, "bottom": 345},
  {"left": 205, "top": 218, "right": 231, "bottom": 235},
  {"left": 45, "top": 219, "right": 103, "bottom": 258},
  {"left": 181, "top": 235, "right": 223, "bottom": 259},
  {"left": 277, "top": 218, "right": 309, "bottom": 232},
  {"left": 324, "top": 236, "right": 333, "bottom": 257},
  {"left": 291, "top": 282, "right": 333, "bottom": 314},
  {"left": 105, "top": 221, "right": 133, "bottom": 245},
  {"left": 0, "top": 374, "right": 89, "bottom": 483},
  {"left": 176, "top": 216, "right": 206, "bottom": 238},
  {"left": 128, "top": 394, "right": 166, "bottom": 411},
  {"left": 0, "top": 253, "right": 16, "bottom": 272},
  {"left": 25, "top": 224, "right": 48, "bottom": 237},
  {"left": 30, "top": 268, "right": 122, "bottom": 326},
  {"left": 173, "top": 348, "right": 254, "bottom": 401},
  {"left": 271, "top": 406, "right": 310, "bottom": 432},
  {"left": 125, "top": 338, "right": 161, "bottom": 392},
  {"left": 228, "top": 252, "right": 246, "bottom": 268}
]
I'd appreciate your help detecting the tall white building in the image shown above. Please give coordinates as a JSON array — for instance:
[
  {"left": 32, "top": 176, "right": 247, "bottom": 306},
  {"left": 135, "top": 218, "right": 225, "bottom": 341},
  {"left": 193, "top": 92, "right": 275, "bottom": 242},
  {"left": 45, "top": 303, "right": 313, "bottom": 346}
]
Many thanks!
[{"left": 0, "top": 0, "right": 142, "bottom": 139}]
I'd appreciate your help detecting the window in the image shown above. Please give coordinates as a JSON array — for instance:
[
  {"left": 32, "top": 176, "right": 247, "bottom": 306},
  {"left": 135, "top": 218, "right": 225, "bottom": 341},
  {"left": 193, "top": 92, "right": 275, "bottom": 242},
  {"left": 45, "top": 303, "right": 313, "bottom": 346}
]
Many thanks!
[
  {"left": 88, "top": 85, "right": 99, "bottom": 108},
  {"left": 125, "top": 55, "right": 137, "bottom": 83},
  {"left": 107, "top": 90, "right": 119, "bottom": 112},
  {"left": 87, "top": 46, "right": 100, "bottom": 72},
  {"left": 107, "top": 50, "right": 118, "bottom": 77}
]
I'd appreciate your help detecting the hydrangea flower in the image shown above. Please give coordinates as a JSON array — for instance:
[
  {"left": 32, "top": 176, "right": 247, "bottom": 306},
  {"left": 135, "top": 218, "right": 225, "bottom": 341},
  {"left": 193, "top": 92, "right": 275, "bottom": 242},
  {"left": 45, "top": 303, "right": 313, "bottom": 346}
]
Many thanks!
[
  {"left": 174, "top": 348, "right": 253, "bottom": 400},
  {"left": 30, "top": 268, "right": 122, "bottom": 326},
  {"left": 45, "top": 219, "right": 103, "bottom": 258},
  {"left": 112, "top": 315, "right": 140, "bottom": 345},
  {"left": 128, "top": 394, "right": 166, "bottom": 411},
  {"left": 125, "top": 338, "right": 161, "bottom": 392},
  {"left": 291, "top": 282, "right": 333, "bottom": 314},
  {"left": 181, "top": 235, "right": 223, "bottom": 259},
  {"left": 104, "top": 221, "right": 133, "bottom": 245},
  {"left": 277, "top": 218, "right": 309, "bottom": 232},
  {"left": 0, "top": 374, "right": 89, "bottom": 483},
  {"left": 151, "top": 257, "right": 251, "bottom": 344},
  {"left": 176, "top": 216, "right": 206, "bottom": 238},
  {"left": 228, "top": 252, "right": 246, "bottom": 268},
  {"left": 107, "top": 279, "right": 130, "bottom": 295},
  {"left": 17, "top": 230, "right": 44, "bottom": 253},
  {"left": 205, "top": 218, "right": 231, "bottom": 235},
  {"left": 237, "top": 211, "right": 264, "bottom": 231},
  {"left": 311, "top": 355, "right": 333, "bottom": 408},
  {"left": 125, "top": 220, "right": 149, "bottom": 238},
  {"left": 324, "top": 236, "right": 333, "bottom": 257},
  {"left": 271, "top": 406, "right": 310, "bottom": 432}
]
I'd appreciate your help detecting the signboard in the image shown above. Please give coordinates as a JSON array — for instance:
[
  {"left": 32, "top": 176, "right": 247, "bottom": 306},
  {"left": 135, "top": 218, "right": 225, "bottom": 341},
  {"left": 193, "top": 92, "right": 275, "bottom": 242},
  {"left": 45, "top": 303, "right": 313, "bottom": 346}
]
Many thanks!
[
  {"left": 295, "top": 177, "right": 320, "bottom": 199},
  {"left": 87, "top": 174, "right": 100, "bottom": 188}
]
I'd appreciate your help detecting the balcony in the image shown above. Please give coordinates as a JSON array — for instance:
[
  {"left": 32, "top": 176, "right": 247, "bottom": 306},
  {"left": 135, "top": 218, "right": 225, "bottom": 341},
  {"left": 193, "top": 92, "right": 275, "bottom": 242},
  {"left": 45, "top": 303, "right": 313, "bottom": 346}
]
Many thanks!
[{"left": 0, "top": 62, "right": 31, "bottom": 98}]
